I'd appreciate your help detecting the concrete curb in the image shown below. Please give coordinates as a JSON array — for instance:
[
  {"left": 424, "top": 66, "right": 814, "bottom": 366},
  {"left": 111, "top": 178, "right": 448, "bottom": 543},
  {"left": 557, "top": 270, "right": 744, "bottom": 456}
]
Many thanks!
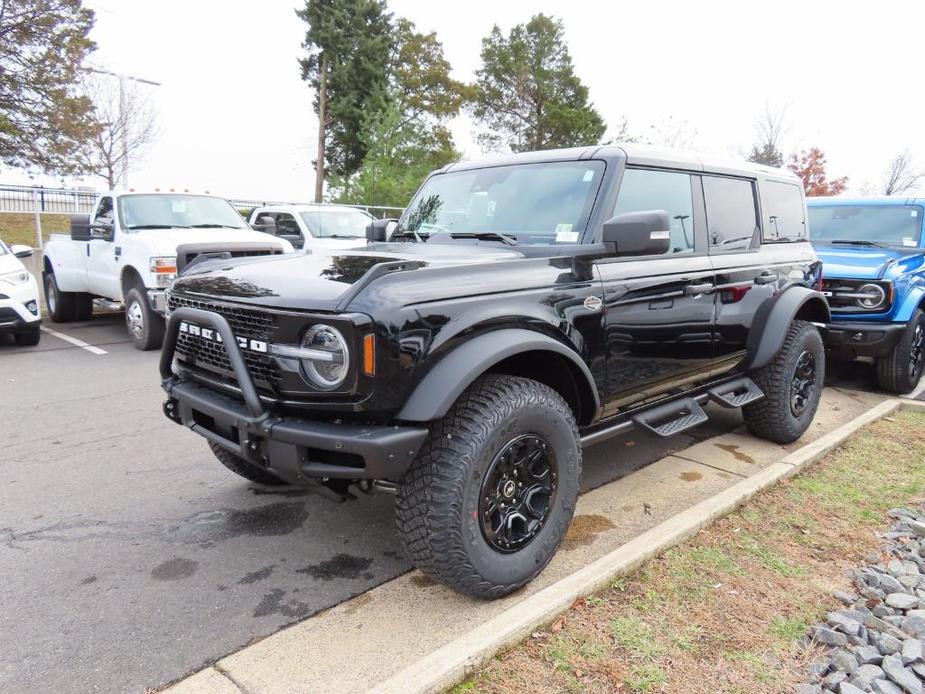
[{"left": 370, "top": 398, "right": 906, "bottom": 694}]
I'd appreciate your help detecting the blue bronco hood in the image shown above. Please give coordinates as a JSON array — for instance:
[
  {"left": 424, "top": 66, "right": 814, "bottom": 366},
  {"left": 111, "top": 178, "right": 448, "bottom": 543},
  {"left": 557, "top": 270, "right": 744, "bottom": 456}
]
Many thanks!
[{"left": 813, "top": 244, "right": 925, "bottom": 280}]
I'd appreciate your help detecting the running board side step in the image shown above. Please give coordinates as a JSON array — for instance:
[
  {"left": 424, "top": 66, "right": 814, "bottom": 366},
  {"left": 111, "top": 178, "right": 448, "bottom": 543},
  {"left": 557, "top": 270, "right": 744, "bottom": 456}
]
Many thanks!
[
  {"left": 706, "top": 377, "right": 764, "bottom": 409},
  {"left": 631, "top": 397, "right": 709, "bottom": 438}
]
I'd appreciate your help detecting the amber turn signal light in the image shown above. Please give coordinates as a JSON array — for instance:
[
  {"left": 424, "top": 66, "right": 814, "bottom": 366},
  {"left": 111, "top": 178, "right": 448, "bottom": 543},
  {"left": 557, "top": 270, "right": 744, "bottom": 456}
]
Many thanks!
[{"left": 363, "top": 334, "right": 375, "bottom": 376}]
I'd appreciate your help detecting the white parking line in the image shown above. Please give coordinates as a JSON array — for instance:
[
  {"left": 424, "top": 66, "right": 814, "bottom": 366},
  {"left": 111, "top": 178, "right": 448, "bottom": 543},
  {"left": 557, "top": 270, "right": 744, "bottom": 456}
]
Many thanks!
[{"left": 40, "top": 327, "right": 108, "bottom": 355}]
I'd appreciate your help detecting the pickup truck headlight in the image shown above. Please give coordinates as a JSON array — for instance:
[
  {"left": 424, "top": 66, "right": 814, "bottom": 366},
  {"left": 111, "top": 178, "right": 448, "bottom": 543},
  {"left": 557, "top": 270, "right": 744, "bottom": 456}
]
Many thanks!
[
  {"left": 150, "top": 256, "right": 177, "bottom": 288},
  {"left": 300, "top": 324, "right": 349, "bottom": 389},
  {"left": 0, "top": 269, "right": 29, "bottom": 285}
]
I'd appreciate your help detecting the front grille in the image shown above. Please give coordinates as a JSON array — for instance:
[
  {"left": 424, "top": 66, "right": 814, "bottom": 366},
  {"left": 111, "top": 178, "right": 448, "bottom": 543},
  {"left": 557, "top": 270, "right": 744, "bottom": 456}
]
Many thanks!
[{"left": 168, "top": 293, "right": 279, "bottom": 387}]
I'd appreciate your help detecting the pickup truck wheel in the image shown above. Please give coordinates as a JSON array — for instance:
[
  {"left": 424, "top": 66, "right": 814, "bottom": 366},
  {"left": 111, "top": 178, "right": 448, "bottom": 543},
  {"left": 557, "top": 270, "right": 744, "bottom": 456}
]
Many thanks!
[
  {"left": 743, "top": 320, "right": 824, "bottom": 444},
  {"left": 207, "top": 441, "right": 288, "bottom": 486},
  {"left": 124, "top": 287, "right": 165, "bottom": 351},
  {"left": 14, "top": 326, "right": 41, "bottom": 346},
  {"left": 876, "top": 310, "right": 925, "bottom": 394},
  {"left": 395, "top": 374, "right": 581, "bottom": 599},
  {"left": 44, "top": 271, "right": 76, "bottom": 323}
]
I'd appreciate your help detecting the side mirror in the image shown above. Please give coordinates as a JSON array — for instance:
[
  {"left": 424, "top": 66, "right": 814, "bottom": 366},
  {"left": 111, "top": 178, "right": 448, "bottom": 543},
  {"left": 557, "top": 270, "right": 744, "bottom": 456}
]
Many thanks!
[
  {"left": 253, "top": 217, "right": 277, "bottom": 235},
  {"left": 90, "top": 223, "right": 114, "bottom": 241},
  {"left": 10, "top": 244, "right": 33, "bottom": 258},
  {"left": 280, "top": 233, "right": 304, "bottom": 249},
  {"left": 602, "top": 210, "right": 672, "bottom": 257},
  {"left": 366, "top": 217, "right": 398, "bottom": 242},
  {"left": 70, "top": 214, "right": 92, "bottom": 241}
]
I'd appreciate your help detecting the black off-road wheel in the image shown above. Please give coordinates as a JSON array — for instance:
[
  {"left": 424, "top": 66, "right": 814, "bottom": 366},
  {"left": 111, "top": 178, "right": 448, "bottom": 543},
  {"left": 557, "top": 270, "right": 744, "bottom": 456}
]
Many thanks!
[
  {"left": 395, "top": 374, "right": 581, "bottom": 599},
  {"left": 876, "top": 310, "right": 925, "bottom": 394},
  {"left": 743, "top": 320, "right": 825, "bottom": 444},
  {"left": 207, "top": 441, "right": 288, "bottom": 486},
  {"left": 124, "top": 286, "right": 165, "bottom": 351}
]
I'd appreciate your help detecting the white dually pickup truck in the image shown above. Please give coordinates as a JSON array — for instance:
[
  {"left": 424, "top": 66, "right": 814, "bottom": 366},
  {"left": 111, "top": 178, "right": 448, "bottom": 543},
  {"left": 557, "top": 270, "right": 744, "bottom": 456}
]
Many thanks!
[{"left": 42, "top": 191, "right": 293, "bottom": 349}]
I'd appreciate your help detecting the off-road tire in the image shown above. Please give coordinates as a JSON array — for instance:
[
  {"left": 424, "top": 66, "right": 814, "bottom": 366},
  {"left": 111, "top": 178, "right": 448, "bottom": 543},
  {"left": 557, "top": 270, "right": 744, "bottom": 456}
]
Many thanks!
[
  {"left": 14, "top": 326, "right": 41, "bottom": 346},
  {"left": 395, "top": 374, "right": 581, "bottom": 599},
  {"left": 743, "top": 320, "right": 825, "bottom": 444},
  {"left": 124, "top": 286, "right": 165, "bottom": 351},
  {"left": 44, "top": 271, "right": 77, "bottom": 323},
  {"left": 876, "top": 310, "right": 925, "bottom": 394},
  {"left": 207, "top": 441, "right": 288, "bottom": 486}
]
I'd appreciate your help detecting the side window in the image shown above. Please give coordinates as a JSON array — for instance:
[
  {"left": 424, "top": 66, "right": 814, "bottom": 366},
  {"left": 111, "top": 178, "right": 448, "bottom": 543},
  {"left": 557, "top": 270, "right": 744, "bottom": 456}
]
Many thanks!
[
  {"left": 613, "top": 168, "right": 695, "bottom": 254},
  {"left": 763, "top": 181, "right": 806, "bottom": 241},
  {"left": 703, "top": 176, "right": 759, "bottom": 251},
  {"left": 93, "top": 197, "right": 114, "bottom": 225},
  {"left": 276, "top": 213, "right": 301, "bottom": 236}
]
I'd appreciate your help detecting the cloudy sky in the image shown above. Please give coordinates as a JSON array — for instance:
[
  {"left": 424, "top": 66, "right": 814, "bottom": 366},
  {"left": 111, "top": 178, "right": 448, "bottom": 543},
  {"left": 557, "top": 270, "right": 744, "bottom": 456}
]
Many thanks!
[{"left": 11, "top": 0, "right": 925, "bottom": 200}]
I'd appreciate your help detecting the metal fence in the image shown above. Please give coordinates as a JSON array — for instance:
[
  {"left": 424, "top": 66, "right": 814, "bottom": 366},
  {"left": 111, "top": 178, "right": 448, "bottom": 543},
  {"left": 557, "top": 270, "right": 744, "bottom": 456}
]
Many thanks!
[{"left": 0, "top": 184, "right": 404, "bottom": 219}]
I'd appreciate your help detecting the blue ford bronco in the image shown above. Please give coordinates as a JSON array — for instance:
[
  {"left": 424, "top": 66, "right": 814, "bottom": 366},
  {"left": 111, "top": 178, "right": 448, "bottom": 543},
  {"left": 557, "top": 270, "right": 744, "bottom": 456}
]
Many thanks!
[{"left": 808, "top": 197, "right": 925, "bottom": 393}]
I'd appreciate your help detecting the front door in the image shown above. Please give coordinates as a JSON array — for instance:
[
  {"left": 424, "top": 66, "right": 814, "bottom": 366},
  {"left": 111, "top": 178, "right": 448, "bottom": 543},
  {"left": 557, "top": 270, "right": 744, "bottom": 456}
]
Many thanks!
[
  {"left": 86, "top": 196, "right": 121, "bottom": 299},
  {"left": 596, "top": 167, "right": 716, "bottom": 415}
]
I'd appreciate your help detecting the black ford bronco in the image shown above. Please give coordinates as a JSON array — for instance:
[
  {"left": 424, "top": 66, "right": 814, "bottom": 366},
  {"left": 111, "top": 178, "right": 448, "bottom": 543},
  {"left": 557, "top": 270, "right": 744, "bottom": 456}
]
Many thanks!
[{"left": 161, "top": 145, "right": 828, "bottom": 598}]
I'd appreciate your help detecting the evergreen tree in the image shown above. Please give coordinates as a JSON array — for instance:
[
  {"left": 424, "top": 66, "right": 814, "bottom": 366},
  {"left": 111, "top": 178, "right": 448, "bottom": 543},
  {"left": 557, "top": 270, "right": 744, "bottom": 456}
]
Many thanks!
[{"left": 471, "top": 14, "right": 605, "bottom": 152}]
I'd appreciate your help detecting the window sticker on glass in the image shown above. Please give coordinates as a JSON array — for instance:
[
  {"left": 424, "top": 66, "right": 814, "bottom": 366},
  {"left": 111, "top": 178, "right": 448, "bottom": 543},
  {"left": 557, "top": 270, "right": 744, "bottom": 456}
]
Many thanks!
[
  {"left": 582, "top": 170, "right": 594, "bottom": 182},
  {"left": 555, "top": 224, "right": 578, "bottom": 242},
  {"left": 903, "top": 237, "right": 917, "bottom": 247},
  {"left": 912, "top": 209, "right": 919, "bottom": 217}
]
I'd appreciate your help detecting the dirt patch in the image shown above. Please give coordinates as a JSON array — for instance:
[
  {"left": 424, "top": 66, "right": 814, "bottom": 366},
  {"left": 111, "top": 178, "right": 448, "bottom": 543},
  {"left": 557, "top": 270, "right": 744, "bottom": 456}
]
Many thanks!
[
  {"left": 562, "top": 515, "right": 617, "bottom": 551},
  {"left": 411, "top": 573, "right": 438, "bottom": 588},
  {"left": 678, "top": 471, "right": 702, "bottom": 482},
  {"left": 714, "top": 442, "right": 756, "bottom": 465},
  {"left": 456, "top": 410, "right": 925, "bottom": 694}
]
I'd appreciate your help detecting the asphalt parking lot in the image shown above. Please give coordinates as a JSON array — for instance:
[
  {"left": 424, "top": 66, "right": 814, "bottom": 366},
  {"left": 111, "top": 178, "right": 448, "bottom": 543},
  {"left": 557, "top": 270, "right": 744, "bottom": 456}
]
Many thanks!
[{"left": 0, "top": 312, "right": 760, "bottom": 694}]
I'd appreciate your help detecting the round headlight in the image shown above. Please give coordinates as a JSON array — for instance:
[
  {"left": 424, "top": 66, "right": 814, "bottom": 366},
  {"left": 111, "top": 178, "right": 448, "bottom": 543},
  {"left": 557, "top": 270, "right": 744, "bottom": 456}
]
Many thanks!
[
  {"left": 858, "top": 283, "right": 886, "bottom": 309},
  {"left": 301, "top": 324, "right": 349, "bottom": 389}
]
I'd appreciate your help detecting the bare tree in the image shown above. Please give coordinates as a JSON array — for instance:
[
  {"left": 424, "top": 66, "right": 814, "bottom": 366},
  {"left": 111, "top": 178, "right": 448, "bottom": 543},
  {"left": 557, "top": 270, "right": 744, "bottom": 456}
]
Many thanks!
[
  {"left": 76, "top": 75, "right": 159, "bottom": 188},
  {"left": 747, "top": 103, "right": 789, "bottom": 167},
  {"left": 882, "top": 150, "right": 922, "bottom": 196},
  {"left": 647, "top": 115, "right": 698, "bottom": 150}
]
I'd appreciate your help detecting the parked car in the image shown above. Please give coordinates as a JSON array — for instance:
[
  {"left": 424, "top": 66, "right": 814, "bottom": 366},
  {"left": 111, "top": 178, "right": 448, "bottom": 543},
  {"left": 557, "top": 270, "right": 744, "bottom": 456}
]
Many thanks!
[
  {"left": 160, "top": 145, "right": 827, "bottom": 598},
  {"left": 42, "top": 191, "right": 294, "bottom": 350},
  {"left": 808, "top": 197, "right": 925, "bottom": 393},
  {"left": 248, "top": 204, "right": 372, "bottom": 251},
  {"left": 0, "top": 239, "right": 41, "bottom": 346}
]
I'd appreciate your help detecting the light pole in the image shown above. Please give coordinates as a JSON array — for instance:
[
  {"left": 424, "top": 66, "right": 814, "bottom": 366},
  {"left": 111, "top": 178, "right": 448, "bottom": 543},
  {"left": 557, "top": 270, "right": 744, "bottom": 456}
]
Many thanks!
[{"left": 85, "top": 66, "right": 162, "bottom": 188}]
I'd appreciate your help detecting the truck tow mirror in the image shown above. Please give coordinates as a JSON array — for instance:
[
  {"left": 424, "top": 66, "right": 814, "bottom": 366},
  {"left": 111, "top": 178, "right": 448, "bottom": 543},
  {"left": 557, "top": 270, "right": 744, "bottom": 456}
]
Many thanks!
[
  {"left": 70, "top": 214, "right": 92, "bottom": 241},
  {"left": 366, "top": 218, "right": 398, "bottom": 242},
  {"left": 602, "top": 210, "right": 672, "bottom": 257}
]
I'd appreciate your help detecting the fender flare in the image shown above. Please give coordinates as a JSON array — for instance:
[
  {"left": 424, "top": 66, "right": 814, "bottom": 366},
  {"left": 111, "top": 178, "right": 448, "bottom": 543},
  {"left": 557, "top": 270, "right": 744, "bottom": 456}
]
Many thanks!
[
  {"left": 397, "top": 328, "right": 600, "bottom": 422},
  {"left": 894, "top": 286, "right": 925, "bottom": 322},
  {"left": 743, "top": 286, "right": 830, "bottom": 370}
]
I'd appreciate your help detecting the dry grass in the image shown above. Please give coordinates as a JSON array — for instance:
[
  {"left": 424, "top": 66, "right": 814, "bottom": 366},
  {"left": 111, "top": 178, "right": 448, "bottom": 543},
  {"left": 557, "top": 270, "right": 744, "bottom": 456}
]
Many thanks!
[
  {"left": 0, "top": 213, "right": 70, "bottom": 247},
  {"left": 454, "top": 410, "right": 925, "bottom": 694}
]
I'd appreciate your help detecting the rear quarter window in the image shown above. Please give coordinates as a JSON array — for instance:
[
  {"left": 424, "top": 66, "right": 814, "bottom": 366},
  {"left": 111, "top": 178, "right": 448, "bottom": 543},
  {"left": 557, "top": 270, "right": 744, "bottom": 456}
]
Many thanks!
[{"left": 762, "top": 181, "right": 806, "bottom": 241}]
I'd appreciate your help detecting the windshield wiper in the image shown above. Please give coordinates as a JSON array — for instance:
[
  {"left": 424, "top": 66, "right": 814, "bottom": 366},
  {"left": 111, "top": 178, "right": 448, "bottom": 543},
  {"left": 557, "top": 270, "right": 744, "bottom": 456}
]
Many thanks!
[
  {"left": 829, "top": 239, "right": 886, "bottom": 248},
  {"left": 190, "top": 223, "right": 242, "bottom": 229},
  {"left": 390, "top": 229, "right": 426, "bottom": 243},
  {"left": 447, "top": 231, "right": 517, "bottom": 246},
  {"left": 127, "top": 224, "right": 190, "bottom": 230},
  {"left": 326, "top": 234, "right": 362, "bottom": 239}
]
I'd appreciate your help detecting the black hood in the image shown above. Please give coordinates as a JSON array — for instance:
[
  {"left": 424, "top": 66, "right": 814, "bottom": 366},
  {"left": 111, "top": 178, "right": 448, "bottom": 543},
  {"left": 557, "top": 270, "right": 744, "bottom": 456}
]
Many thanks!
[{"left": 170, "top": 243, "right": 524, "bottom": 312}]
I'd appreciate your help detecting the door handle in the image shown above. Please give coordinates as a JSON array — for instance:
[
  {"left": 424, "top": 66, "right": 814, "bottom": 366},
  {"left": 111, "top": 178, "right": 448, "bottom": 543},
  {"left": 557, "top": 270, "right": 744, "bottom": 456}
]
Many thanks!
[
  {"left": 754, "top": 272, "right": 778, "bottom": 285},
  {"left": 684, "top": 282, "right": 714, "bottom": 296}
]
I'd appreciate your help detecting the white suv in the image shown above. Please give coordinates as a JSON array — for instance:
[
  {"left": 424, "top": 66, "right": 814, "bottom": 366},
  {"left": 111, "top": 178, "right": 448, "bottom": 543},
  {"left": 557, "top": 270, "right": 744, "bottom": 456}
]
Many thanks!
[
  {"left": 248, "top": 204, "right": 371, "bottom": 251},
  {"left": 0, "top": 239, "right": 41, "bottom": 346}
]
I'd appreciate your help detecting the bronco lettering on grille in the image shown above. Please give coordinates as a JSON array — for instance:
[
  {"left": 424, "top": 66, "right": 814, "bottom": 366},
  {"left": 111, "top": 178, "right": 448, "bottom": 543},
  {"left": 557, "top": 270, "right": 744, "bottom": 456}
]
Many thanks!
[{"left": 179, "top": 321, "right": 268, "bottom": 354}]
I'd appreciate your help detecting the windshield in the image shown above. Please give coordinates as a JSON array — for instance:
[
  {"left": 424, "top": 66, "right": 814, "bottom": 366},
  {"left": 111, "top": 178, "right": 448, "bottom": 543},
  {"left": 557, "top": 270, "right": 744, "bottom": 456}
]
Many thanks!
[
  {"left": 118, "top": 194, "right": 247, "bottom": 231},
  {"left": 809, "top": 204, "right": 924, "bottom": 247},
  {"left": 396, "top": 161, "right": 605, "bottom": 245},
  {"left": 299, "top": 208, "right": 372, "bottom": 238}
]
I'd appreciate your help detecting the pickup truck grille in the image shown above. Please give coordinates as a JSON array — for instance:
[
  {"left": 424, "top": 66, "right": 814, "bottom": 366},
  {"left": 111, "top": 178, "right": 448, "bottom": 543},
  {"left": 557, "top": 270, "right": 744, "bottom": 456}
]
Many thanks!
[{"left": 168, "top": 294, "right": 279, "bottom": 387}]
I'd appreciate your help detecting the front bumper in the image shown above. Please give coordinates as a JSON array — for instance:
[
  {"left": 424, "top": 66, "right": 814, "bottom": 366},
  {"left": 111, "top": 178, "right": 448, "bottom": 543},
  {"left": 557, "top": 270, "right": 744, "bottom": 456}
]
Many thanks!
[
  {"left": 161, "top": 306, "right": 428, "bottom": 483},
  {"left": 822, "top": 320, "right": 906, "bottom": 359},
  {"left": 0, "top": 277, "right": 42, "bottom": 333}
]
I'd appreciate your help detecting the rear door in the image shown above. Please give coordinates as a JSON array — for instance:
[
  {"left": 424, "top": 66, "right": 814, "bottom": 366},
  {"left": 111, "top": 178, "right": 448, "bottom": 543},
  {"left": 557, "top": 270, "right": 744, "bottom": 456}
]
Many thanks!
[
  {"left": 595, "top": 167, "right": 716, "bottom": 414},
  {"left": 707, "top": 175, "right": 807, "bottom": 376}
]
